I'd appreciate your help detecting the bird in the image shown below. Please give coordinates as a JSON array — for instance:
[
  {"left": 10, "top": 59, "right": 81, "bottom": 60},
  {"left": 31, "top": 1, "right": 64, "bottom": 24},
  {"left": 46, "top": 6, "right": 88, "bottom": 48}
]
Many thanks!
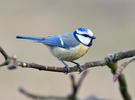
[{"left": 16, "top": 27, "right": 96, "bottom": 73}]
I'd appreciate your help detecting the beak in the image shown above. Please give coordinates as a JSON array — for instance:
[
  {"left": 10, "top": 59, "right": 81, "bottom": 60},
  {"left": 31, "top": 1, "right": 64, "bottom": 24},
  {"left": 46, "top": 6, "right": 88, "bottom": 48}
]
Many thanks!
[{"left": 92, "top": 36, "right": 96, "bottom": 39}]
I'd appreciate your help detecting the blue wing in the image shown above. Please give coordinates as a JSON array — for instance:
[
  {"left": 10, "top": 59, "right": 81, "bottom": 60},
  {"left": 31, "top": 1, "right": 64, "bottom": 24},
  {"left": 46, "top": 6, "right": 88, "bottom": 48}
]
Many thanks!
[
  {"left": 39, "top": 32, "right": 80, "bottom": 49},
  {"left": 39, "top": 35, "right": 65, "bottom": 47},
  {"left": 16, "top": 32, "right": 80, "bottom": 49}
]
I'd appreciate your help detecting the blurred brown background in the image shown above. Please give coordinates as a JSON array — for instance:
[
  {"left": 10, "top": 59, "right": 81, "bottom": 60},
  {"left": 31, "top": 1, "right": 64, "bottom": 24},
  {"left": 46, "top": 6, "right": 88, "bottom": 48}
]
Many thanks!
[{"left": 0, "top": 0, "right": 135, "bottom": 100}]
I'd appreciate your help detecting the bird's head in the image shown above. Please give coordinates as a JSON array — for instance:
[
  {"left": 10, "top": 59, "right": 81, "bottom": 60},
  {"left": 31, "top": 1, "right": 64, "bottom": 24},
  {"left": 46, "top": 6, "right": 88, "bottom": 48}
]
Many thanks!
[{"left": 73, "top": 27, "right": 96, "bottom": 46}]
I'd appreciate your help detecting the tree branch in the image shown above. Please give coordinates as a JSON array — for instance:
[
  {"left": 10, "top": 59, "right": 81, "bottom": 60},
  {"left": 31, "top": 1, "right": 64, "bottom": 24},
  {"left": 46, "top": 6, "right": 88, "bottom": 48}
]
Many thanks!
[
  {"left": 0, "top": 46, "right": 8, "bottom": 60},
  {"left": 0, "top": 46, "right": 135, "bottom": 73},
  {"left": 69, "top": 71, "right": 88, "bottom": 100},
  {"left": 107, "top": 62, "right": 131, "bottom": 100},
  {"left": 18, "top": 86, "right": 67, "bottom": 100},
  {"left": 113, "top": 56, "right": 135, "bottom": 82},
  {"left": 12, "top": 49, "right": 135, "bottom": 73},
  {"left": 18, "top": 71, "right": 106, "bottom": 100},
  {"left": 0, "top": 46, "right": 134, "bottom": 100},
  {"left": 18, "top": 71, "right": 88, "bottom": 100}
]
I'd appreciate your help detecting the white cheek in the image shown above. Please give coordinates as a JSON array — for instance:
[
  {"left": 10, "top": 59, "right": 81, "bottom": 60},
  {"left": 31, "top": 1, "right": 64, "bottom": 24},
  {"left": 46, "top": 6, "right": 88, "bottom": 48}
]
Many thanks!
[
  {"left": 88, "top": 29, "right": 93, "bottom": 36},
  {"left": 76, "top": 34, "right": 91, "bottom": 45}
]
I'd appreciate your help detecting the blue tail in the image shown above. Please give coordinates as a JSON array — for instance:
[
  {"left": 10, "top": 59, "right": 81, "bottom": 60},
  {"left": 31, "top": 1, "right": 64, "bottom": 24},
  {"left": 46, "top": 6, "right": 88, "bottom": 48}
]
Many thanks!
[{"left": 16, "top": 36, "right": 44, "bottom": 41}]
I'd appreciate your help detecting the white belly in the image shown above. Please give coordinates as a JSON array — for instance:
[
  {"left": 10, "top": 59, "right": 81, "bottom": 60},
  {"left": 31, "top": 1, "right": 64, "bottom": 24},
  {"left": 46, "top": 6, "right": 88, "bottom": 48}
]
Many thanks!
[{"left": 46, "top": 44, "right": 89, "bottom": 61}]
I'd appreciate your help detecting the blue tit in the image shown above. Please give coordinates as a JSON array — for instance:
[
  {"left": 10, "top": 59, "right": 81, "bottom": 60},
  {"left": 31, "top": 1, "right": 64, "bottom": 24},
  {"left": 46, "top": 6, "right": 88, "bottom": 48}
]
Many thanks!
[{"left": 16, "top": 27, "right": 96, "bottom": 73}]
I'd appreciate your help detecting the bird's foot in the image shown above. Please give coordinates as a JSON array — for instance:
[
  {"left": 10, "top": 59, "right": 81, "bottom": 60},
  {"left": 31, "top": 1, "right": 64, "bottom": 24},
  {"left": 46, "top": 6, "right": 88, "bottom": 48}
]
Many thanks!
[
  {"left": 76, "top": 63, "right": 83, "bottom": 73},
  {"left": 65, "top": 65, "right": 71, "bottom": 73},
  {"left": 59, "top": 59, "right": 71, "bottom": 73},
  {"left": 70, "top": 61, "right": 83, "bottom": 73}
]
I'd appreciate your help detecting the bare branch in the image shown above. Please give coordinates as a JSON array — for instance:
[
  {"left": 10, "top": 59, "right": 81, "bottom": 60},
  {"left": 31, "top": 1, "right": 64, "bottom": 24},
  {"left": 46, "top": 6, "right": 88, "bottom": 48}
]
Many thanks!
[
  {"left": 0, "top": 46, "right": 134, "bottom": 100},
  {"left": 107, "top": 63, "right": 132, "bottom": 100},
  {"left": 69, "top": 71, "right": 88, "bottom": 100},
  {"left": 0, "top": 46, "right": 8, "bottom": 60},
  {"left": 14, "top": 49, "right": 135, "bottom": 73},
  {"left": 18, "top": 86, "right": 67, "bottom": 100},
  {"left": 75, "top": 71, "right": 88, "bottom": 95},
  {"left": 18, "top": 72, "right": 106, "bottom": 100},
  {"left": 113, "top": 56, "right": 135, "bottom": 82},
  {"left": 0, "top": 46, "right": 9, "bottom": 67},
  {"left": 70, "top": 74, "right": 76, "bottom": 94},
  {"left": 118, "top": 74, "right": 131, "bottom": 100},
  {"left": 0, "top": 45, "right": 135, "bottom": 73}
]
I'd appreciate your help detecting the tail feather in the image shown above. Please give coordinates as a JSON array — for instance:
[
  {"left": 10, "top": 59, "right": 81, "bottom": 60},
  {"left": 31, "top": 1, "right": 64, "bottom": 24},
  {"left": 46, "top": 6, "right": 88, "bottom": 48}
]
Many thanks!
[{"left": 16, "top": 36, "right": 44, "bottom": 41}]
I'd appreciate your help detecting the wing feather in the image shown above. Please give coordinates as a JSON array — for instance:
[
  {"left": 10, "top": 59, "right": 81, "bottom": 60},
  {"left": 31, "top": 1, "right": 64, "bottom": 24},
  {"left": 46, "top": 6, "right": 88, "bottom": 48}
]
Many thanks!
[{"left": 39, "top": 32, "right": 80, "bottom": 49}]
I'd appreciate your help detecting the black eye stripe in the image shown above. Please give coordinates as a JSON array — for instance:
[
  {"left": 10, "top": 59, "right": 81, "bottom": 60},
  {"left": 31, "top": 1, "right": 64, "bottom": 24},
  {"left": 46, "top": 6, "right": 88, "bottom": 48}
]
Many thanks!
[
  {"left": 81, "top": 34, "right": 96, "bottom": 39},
  {"left": 82, "top": 34, "right": 90, "bottom": 37}
]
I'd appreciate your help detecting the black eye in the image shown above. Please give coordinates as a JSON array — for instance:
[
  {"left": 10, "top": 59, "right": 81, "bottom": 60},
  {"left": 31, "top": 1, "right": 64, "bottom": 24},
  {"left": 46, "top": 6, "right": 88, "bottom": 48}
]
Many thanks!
[{"left": 82, "top": 34, "right": 90, "bottom": 37}]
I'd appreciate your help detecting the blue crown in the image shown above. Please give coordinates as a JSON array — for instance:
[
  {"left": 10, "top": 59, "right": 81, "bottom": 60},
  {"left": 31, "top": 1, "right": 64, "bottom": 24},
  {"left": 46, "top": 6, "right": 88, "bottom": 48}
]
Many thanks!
[{"left": 78, "top": 27, "right": 88, "bottom": 32}]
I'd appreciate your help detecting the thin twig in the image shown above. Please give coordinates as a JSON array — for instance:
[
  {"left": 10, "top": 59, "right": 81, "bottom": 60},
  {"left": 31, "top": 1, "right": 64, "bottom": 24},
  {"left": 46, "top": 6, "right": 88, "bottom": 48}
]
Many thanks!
[
  {"left": 118, "top": 74, "right": 131, "bottom": 100},
  {"left": 18, "top": 86, "right": 67, "bottom": 100},
  {"left": 75, "top": 71, "right": 88, "bottom": 95},
  {"left": 0, "top": 46, "right": 9, "bottom": 67},
  {"left": 0, "top": 46, "right": 8, "bottom": 60},
  {"left": 69, "top": 71, "right": 88, "bottom": 100},
  {"left": 70, "top": 74, "right": 76, "bottom": 94},
  {"left": 113, "top": 56, "right": 135, "bottom": 82},
  {"left": 19, "top": 71, "right": 88, "bottom": 100},
  {"left": 107, "top": 63, "right": 132, "bottom": 100}
]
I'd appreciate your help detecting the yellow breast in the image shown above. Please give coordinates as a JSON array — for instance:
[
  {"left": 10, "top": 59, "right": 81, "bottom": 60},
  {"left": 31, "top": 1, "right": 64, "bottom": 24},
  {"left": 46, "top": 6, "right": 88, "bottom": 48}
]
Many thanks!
[
  {"left": 48, "top": 43, "right": 89, "bottom": 61},
  {"left": 71, "top": 43, "right": 89, "bottom": 60}
]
